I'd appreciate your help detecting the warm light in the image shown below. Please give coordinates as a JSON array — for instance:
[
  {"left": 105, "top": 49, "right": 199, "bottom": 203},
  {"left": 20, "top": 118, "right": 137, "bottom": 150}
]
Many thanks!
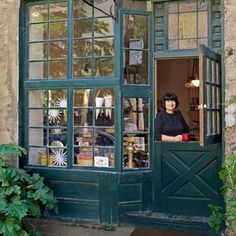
[{"left": 191, "top": 79, "right": 200, "bottom": 87}]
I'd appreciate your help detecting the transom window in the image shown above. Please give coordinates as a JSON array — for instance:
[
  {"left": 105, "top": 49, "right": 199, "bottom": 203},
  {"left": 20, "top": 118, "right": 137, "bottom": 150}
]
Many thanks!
[{"left": 168, "top": 0, "right": 208, "bottom": 50}]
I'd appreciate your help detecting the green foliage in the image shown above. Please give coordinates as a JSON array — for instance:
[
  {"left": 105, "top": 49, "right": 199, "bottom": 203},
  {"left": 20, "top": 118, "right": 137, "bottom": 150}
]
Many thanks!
[
  {"left": 100, "top": 224, "right": 116, "bottom": 231},
  {"left": 0, "top": 144, "right": 58, "bottom": 236},
  {"left": 209, "top": 154, "right": 236, "bottom": 232}
]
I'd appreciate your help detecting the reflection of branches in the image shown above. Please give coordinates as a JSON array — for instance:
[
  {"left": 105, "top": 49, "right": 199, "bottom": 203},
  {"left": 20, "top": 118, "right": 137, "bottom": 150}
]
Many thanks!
[{"left": 82, "top": 0, "right": 117, "bottom": 21}]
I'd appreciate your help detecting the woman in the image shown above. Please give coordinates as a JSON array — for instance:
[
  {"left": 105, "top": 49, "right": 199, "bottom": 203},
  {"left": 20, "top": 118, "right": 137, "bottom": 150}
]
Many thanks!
[{"left": 154, "top": 92, "right": 189, "bottom": 142}]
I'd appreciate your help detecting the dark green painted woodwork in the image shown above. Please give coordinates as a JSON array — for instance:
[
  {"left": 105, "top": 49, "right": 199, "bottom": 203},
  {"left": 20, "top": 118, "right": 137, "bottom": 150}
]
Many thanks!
[
  {"left": 211, "top": 0, "right": 222, "bottom": 53},
  {"left": 153, "top": 142, "right": 222, "bottom": 216},
  {"left": 26, "top": 167, "right": 152, "bottom": 224},
  {"left": 153, "top": 0, "right": 222, "bottom": 55}
]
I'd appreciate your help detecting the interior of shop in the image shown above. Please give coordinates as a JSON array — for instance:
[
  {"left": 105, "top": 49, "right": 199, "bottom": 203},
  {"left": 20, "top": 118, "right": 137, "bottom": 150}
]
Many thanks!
[{"left": 155, "top": 58, "right": 200, "bottom": 141}]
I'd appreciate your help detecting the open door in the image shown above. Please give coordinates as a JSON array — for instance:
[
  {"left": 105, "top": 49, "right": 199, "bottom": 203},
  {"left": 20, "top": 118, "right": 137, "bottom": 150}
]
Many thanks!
[{"left": 199, "top": 45, "right": 221, "bottom": 146}]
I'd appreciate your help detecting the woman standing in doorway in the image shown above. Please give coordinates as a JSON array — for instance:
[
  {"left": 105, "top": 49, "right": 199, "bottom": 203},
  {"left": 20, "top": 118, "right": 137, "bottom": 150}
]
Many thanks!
[{"left": 154, "top": 92, "right": 189, "bottom": 142}]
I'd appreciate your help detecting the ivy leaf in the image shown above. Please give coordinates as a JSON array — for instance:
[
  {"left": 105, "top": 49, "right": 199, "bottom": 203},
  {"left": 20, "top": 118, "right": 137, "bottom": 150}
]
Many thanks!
[
  {"left": 5, "top": 197, "right": 28, "bottom": 220},
  {"left": 0, "top": 217, "right": 21, "bottom": 236}
]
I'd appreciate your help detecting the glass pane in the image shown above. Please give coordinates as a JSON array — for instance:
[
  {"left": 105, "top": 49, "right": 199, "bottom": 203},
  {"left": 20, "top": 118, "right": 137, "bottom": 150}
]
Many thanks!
[
  {"left": 123, "top": 98, "right": 149, "bottom": 132},
  {"left": 95, "top": 88, "right": 115, "bottom": 126},
  {"left": 94, "top": 0, "right": 115, "bottom": 17},
  {"left": 29, "top": 23, "right": 48, "bottom": 41},
  {"left": 206, "top": 58, "right": 211, "bottom": 82},
  {"left": 216, "top": 111, "right": 220, "bottom": 134},
  {"left": 95, "top": 58, "right": 114, "bottom": 76},
  {"left": 179, "top": 12, "right": 197, "bottom": 39},
  {"left": 124, "top": 50, "right": 148, "bottom": 84},
  {"left": 168, "top": 14, "right": 178, "bottom": 39},
  {"left": 198, "top": 11, "right": 207, "bottom": 38},
  {"left": 198, "top": 38, "right": 208, "bottom": 47},
  {"left": 216, "top": 88, "right": 220, "bottom": 109},
  {"left": 211, "top": 61, "right": 216, "bottom": 83},
  {"left": 29, "top": 128, "right": 46, "bottom": 146},
  {"left": 49, "top": 60, "right": 67, "bottom": 79},
  {"left": 74, "top": 39, "right": 92, "bottom": 57},
  {"left": 206, "top": 84, "right": 211, "bottom": 108},
  {"left": 49, "top": 2, "right": 67, "bottom": 20},
  {"left": 49, "top": 127, "right": 67, "bottom": 144},
  {"left": 29, "top": 90, "right": 46, "bottom": 108},
  {"left": 49, "top": 22, "right": 67, "bottom": 39},
  {"left": 73, "top": 0, "right": 92, "bottom": 18},
  {"left": 123, "top": 14, "right": 148, "bottom": 49},
  {"left": 49, "top": 41, "right": 67, "bottom": 59},
  {"left": 212, "top": 85, "right": 216, "bottom": 109},
  {"left": 29, "top": 5, "right": 48, "bottom": 23},
  {"left": 123, "top": 0, "right": 152, "bottom": 11},
  {"left": 179, "top": 2, "right": 196, "bottom": 12},
  {"left": 48, "top": 144, "right": 67, "bottom": 167},
  {"left": 94, "top": 148, "right": 115, "bottom": 167},
  {"left": 94, "top": 18, "right": 114, "bottom": 37},
  {"left": 29, "top": 110, "right": 45, "bottom": 126},
  {"left": 29, "top": 43, "right": 47, "bottom": 60},
  {"left": 94, "top": 38, "right": 114, "bottom": 56},
  {"left": 75, "top": 146, "right": 93, "bottom": 166},
  {"left": 73, "top": 59, "right": 92, "bottom": 77},
  {"left": 169, "top": 40, "right": 178, "bottom": 49},
  {"left": 207, "top": 110, "right": 211, "bottom": 135},
  {"left": 123, "top": 134, "right": 149, "bottom": 168},
  {"left": 29, "top": 147, "right": 47, "bottom": 165},
  {"left": 74, "top": 89, "right": 92, "bottom": 107},
  {"left": 212, "top": 111, "right": 216, "bottom": 134},
  {"left": 94, "top": 128, "right": 114, "bottom": 146},
  {"left": 74, "top": 108, "right": 93, "bottom": 126},
  {"left": 216, "top": 63, "right": 220, "bottom": 85},
  {"left": 198, "top": 0, "right": 207, "bottom": 11},
  {"left": 29, "top": 62, "right": 48, "bottom": 79},
  {"left": 168, "top": 3, "right": 178, "bottom": 13},
  {"left": 179, "top": 39, "right": 196, "bottom": 49},
  {"left": 74, "top": 19, "right": 93, "bottom": 38}
]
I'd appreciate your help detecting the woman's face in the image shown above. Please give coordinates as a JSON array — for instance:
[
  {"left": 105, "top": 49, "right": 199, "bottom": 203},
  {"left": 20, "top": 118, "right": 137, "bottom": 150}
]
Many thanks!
[{"left": 165, "top": 100, "right": 176, "bottom": 113}]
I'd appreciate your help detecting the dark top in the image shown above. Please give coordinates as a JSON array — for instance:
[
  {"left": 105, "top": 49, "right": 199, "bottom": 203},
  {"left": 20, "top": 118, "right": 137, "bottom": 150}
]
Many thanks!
[{"left": 154, "top": 110, "right": 189, "bottom": 141}]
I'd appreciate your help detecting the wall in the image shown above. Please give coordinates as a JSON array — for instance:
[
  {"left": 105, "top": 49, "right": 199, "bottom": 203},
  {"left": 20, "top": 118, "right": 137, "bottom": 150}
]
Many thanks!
[
  {"left": 0, "top": 0, "right": 20, "bottom": 144},
  {"left": 0, "top": 0, "right": 20, "bottom": 166},
  {"left": 224, "top": 0, "right": 236, "bottom": 156}
]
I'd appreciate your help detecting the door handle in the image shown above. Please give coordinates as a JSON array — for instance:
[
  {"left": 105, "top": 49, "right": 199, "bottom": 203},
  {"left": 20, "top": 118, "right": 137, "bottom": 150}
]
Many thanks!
[{"left": 198, "top": 104, "right": 207, "bottom": 110}]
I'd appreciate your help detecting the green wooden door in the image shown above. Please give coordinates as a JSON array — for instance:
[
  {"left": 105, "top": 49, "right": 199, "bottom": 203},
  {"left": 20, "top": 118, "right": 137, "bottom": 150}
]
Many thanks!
[{"left": 154, "top": 46, "right": 222, "bottom": 217}]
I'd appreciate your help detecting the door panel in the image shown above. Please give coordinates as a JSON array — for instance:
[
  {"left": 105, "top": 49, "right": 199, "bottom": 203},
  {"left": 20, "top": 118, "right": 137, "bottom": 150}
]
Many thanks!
[
  {"left": 199, "top": 45, "right": 221, "bottom": 146},
  {"left": 154, "top": 142, "right": 222, "bottom": 216}
]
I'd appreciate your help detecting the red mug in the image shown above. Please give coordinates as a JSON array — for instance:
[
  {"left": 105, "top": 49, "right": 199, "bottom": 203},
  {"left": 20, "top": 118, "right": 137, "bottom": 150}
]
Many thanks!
[{"left": 182, "top": 133, "right": 190, "bottom": 141}]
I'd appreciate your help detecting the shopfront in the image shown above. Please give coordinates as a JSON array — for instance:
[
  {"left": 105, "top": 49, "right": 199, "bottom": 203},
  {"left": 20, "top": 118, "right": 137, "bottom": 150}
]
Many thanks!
[{"left": 19, "top": 0, "right": 223, "bottom": 234}]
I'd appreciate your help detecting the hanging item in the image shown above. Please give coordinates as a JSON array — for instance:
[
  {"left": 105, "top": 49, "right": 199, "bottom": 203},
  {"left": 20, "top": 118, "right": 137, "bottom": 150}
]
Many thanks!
[
  {"left": 104, "top": 94, "right": 113, "bottom": 118},
  {"left": 185, "top": 59, "right": 199, "bottom": 88},
  {"left": 96, "top": 97, "right": 104, "bottom": 119}
]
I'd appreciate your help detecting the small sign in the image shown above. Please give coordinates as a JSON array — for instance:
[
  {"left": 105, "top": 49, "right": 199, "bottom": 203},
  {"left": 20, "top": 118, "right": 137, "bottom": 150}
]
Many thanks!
[{"left": 94, "top": 156, "right": 109, "bottom": 167}]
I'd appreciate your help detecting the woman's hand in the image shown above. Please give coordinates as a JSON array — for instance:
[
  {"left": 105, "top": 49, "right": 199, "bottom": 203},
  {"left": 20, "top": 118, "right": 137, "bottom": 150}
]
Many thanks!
[{"left": 173, "top": 135, "right": 182, "bottom": 142}]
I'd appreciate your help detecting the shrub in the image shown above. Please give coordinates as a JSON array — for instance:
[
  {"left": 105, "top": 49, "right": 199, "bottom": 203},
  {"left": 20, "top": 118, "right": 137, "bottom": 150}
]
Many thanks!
[
  {"left": 209, "top": 154, "right": 236, "bottom": 232},
  {"left": 0, "top": 144, "right": 58, "bottom": 236}
]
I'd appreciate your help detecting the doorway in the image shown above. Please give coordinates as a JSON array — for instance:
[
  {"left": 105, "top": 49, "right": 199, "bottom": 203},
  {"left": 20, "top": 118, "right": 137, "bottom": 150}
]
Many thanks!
[{"left": 155, "top": 58, "right": 200, "bottom": 142}]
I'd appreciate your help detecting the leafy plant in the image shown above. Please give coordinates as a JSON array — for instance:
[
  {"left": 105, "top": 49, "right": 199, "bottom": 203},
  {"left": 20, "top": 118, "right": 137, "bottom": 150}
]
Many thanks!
[
  {"left": 0, "top": 144, "right": 58, "bottom": 236},
  {"left": 209, "top": 154, "right": 236, "bottom": 232}
]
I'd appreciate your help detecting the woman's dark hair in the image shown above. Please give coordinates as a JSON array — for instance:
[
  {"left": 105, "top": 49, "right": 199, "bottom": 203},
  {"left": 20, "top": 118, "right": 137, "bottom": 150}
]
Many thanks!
[{"left": 161, "top": 92, "right": 179, "bottom": 110}]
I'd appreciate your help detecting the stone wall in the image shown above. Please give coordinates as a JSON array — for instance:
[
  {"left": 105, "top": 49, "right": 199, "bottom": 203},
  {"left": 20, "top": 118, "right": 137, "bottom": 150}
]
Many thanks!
[
  {"left": 224, "top": 0, "right": 236, "bottom": 156},
  {"left": 0, "top": 0, "right": 20, "bottom": 147}
]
